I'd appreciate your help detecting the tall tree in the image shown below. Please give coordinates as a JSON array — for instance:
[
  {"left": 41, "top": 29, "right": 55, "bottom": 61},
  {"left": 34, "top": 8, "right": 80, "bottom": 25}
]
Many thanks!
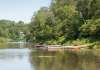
[
  {"left": 30, "top": 7, "right": 56, "bottom": 42},
  {"left": 51, "top": 0, "right": 81, "bottom": 40},
  {"left": 77, "top": 0, "right": 100, "bottom": 20}
]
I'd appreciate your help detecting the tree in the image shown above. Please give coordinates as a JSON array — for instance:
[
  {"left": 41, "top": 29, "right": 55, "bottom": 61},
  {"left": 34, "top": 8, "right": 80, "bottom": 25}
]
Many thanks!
[
  {"left": 30, "top": 0, "right": 82, "bottom": 44},
  {"left": 80, "top": 19, "right": 100, "bottom": 38},
  {"left": 77, "top": 0, "right": 100, "bottom": 20},
  {"left": 51, "top": 0, "right": 81, "bottom": 40},
  {"left": 30, "top": 7, "right": 56, "bottom": 42},
  {"left": 0, "top": 20, "right": 29, "bottom": 41}
]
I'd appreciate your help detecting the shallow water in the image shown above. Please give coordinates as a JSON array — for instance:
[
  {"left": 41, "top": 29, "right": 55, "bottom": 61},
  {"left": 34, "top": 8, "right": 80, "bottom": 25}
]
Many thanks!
[{"left": 0, "top": 43, "right": 100, "bottom": 70}]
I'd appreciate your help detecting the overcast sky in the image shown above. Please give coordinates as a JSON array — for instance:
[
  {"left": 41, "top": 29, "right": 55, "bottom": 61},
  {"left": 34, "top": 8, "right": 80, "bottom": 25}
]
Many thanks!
[{"left": 0, "top": 0, "right": 51, "bottom": 22}]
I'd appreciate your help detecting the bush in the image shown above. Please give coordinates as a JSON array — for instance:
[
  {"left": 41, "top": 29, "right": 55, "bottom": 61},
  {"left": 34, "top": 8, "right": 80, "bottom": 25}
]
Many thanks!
[
  {"left": 46, "top": 40, "right": 58, "bottom": 45},
  {"left": 64, "top": 39, "right": 89, "bottom": 45}
]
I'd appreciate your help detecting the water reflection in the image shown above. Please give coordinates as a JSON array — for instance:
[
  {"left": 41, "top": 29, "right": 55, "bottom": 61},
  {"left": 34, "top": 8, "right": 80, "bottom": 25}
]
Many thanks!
[
  {"left": 0, "top": 49, "right": 33, "bottom": 70},
  {"left": 30, "top": 50, "right": 99, "bottom": 70},
  {"left": 6, "top": 42, "right": 32, "bottom": 48},
  {"left": 0, "top": 43, "right": 100, "bottom": 70}
]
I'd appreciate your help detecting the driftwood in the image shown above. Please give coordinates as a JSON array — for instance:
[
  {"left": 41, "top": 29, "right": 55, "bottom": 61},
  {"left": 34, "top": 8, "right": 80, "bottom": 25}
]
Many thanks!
[{"left": 34, "top": 44, "right": 92, "bottom": 51}]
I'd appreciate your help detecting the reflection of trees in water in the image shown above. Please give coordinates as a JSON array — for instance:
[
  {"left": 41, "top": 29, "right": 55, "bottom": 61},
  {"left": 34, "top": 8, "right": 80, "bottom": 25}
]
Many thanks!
[
  {"left": 78, "top": 51, "right": 97, "bottom": 70},
  {"left": 30, "top": 50, "right": 97, "bottom": 70},
  {"left": 6, "top": 42, "right": 32, "bottom": 48}
]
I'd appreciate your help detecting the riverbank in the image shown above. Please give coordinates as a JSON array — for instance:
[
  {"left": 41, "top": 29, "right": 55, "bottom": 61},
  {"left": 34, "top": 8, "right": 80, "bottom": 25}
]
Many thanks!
[
  {"left": 34, "top": 38, "right": 100, "bottom": 49},
  {"left": 63, "top": 39, "right": 100, "bottom": 49}
]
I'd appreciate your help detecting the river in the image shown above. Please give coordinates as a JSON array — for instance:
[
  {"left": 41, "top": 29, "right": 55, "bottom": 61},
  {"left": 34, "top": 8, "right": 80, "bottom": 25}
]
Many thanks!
[{"left": 0, "top": 42, "right": 100, "bottom": 70}]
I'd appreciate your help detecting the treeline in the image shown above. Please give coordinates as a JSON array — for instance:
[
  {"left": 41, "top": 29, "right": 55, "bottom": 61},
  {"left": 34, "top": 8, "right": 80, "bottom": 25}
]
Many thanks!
[
  {"left": 0, "top": 20, "right": 29, "bottom": 41},
  {"left": 29, "top": 0, "right": 100, "bottom": 45},
  {"left": 29, "top": 0, "right": 100, "bottom": 47}
]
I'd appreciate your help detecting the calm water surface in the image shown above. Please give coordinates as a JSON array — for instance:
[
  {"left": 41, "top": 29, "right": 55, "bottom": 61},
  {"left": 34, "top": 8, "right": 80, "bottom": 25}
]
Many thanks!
[{"left": 0, "top": 43, "right": 100, "bottom": 70}]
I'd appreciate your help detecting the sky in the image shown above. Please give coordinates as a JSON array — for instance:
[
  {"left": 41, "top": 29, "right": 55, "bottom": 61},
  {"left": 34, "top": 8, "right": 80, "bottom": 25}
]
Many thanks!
[{"left": 0, "top": 0, "right": 51, "bottom": 22}]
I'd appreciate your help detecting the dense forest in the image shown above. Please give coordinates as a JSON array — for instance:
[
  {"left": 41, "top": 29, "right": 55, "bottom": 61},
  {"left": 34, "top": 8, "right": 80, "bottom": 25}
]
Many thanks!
[
  {"left": 29, "top": 0, "right": 100, "bottom": 48},
  {"left": 0, "top": 20, "right": 29, "bottom": 42}
]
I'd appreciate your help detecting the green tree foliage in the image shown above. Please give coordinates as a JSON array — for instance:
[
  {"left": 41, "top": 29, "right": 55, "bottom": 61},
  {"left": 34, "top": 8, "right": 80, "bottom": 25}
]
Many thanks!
[
  {"left": 30, "top": 7, "right": 56, "bottom": 42},
  {"left": 0, "top": 20, "right": 29, "bottom": 41},
  {"left": 29, "top": 0, "right": 100, "bottom": 45},
  {"left": 77, "top": 0, "right": 100, "bottom": 19},
  {"left": 51, "top": 0, "right": 81, "bottom": 40},
  {"left": 80, "top": 19, "right": 100, "bottom": 38},
  {"left": 30, "top": 0, "right": 82, "bottom": 44}
]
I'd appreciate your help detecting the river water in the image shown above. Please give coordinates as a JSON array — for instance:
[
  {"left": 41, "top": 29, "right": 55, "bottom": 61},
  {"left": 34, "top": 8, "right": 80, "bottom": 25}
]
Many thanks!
[{"left": 0, "top": 43, "right": 100, "bottom": 70}]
